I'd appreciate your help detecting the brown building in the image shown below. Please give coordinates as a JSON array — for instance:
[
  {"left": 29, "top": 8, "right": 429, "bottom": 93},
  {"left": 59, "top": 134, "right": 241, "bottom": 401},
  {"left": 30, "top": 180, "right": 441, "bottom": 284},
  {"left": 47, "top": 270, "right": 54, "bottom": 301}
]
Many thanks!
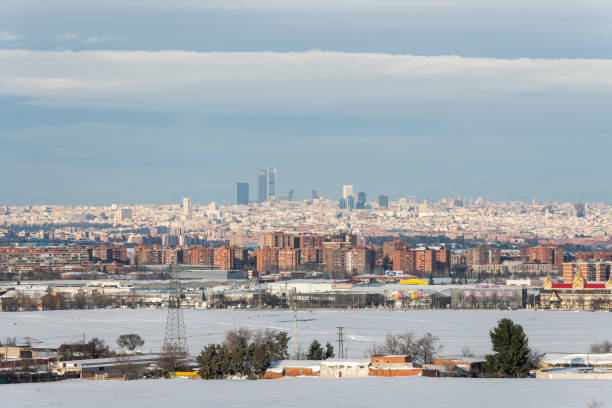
[
  {"left": 346, "top": 247, "right": 376, "bottom": 275},
  {"left": 562, "top": 262, "right": 611, "bottom": 283},
  {"left": 255, "top": 247, "right": 278, "bottom": 272},
  {"left": 575, "top": 252, "right": 612, "bottom": 262},
  {"left": 190, "top": 247, "right": 214, "bottom": 266},
  {"left": 214, "top": 247, "right": 248, "bottom": 270},
  {"left": 278, "top": 249, "right": 301, "bottom": 270},
  {"left": 91, "top": 245, "right": 127, "bottom": 264},
  {"left": 383, "top": 240, "right": 407, "bottom": 259},
  {"left": 520, "top": 246, "right": 563, "bottom": 267},
  {"left": 260, "top": 232, "right": 299, "bottom": 249},
  {"left": 392, "top": 247, "right": 451, "bottom": 275},
  {"left": 300, "top": 248, "right": 322, "bottom": 265},
  {"left": 464, "top": 246, "right": 501, "bottom": 266}
]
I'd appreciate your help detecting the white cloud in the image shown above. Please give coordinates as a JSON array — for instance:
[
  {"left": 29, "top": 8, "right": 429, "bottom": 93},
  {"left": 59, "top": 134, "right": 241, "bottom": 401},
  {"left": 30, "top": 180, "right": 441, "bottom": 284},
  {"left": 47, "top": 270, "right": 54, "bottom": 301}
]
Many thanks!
[
  {"left": 84, "top": 36, "right": 117, "bottom": 43},
  {"left": 0, "top": 50, "right": 610, "bottom": 114},
  {"left": 0, "top": 30, "right": 21, "bottom": 42},
  {"left": 57, "top": 32, "right": 79, "bottom": 41},
  {"left": 57, "top": 33, "right": 121, "bottom": 43}
]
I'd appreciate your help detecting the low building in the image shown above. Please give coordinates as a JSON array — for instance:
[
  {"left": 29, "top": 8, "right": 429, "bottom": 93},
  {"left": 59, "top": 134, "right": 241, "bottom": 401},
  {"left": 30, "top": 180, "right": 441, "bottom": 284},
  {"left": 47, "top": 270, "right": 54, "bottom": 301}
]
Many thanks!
[
  {"left": 536, "top": 367, "right": 612, "bottom": 379},
  {"left": 433, "top": 357, "right": 486, "bottom": 377},
  {"left": 451, "top": 287, "right": 526, "bottom": 309},
  {"left": 264, "top": 360, "right": 321, "bottom": 379},
  {"left": 368, "top": 355, "right": 436, "bottom": 377},
  {"left": 319, "top": 359, "right": 371, "bottom": 377}
]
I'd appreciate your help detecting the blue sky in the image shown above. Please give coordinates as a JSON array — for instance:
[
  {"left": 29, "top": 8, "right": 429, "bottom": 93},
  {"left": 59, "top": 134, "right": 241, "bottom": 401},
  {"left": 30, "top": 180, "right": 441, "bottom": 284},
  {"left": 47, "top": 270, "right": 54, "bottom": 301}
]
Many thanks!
[{"left": 1, "top": 0, "right": 611, "bottom": 205}]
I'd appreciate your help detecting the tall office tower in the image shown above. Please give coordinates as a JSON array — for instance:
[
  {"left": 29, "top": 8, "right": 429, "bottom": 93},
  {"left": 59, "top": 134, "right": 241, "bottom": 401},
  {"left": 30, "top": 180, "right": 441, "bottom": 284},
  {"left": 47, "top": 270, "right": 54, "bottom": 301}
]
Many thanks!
[
  {"left": 182, "top": 197, "right": 192, "bottom": 220},
  {"left": 347, "top": 195, "right": 355, "bottom": 209},
  {"left": 342, "top": 185, "right": 354, "bottom": 200},
  {"left": 357, "top": 192, "right": 366, "bottom": 209},
  {"left": 266, "top": 167, "right": 277, "bottom": 199},
  {"left": 257, "top": 170, "right": 267, "bottom": 203},
  {"left": 311, "top": 190, "right": 320, "bottom": 199},
  {"left": 341, "top": 185, "right": 355, "bottom": 210},
  {"left": 236, "top": 182, "right": 249, "bottom": 205},
  {"left": 378, "top": 194, "right": 389, "bottom": 209}
]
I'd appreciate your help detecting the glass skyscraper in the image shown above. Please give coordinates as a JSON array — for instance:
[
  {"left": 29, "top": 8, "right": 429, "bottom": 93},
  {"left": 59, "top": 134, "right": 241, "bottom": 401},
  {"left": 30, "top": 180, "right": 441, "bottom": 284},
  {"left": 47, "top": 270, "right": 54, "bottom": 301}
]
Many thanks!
[{"left": 236, "top": 182, "right": 249, "bottom": 205}]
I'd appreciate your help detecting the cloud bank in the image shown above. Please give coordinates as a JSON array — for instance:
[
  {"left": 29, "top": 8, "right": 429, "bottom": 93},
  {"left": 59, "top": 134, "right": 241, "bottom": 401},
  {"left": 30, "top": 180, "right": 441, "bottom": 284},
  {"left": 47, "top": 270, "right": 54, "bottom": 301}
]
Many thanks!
[{"left": 0, "top": 50, "right": 610, "bottom": 115}]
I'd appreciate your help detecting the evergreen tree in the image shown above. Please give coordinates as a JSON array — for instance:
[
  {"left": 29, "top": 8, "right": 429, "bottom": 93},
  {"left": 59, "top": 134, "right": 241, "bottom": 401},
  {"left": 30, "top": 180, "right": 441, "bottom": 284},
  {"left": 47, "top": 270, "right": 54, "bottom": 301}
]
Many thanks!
[
  {"left": 324, "top": 342, "right": 335, "bottom": 359},
  {"left": 306, "top": 340, "right": 324, "bottom": 360},
  {"left": 484, "top": 318, "right": 531, "bottom": 378}
]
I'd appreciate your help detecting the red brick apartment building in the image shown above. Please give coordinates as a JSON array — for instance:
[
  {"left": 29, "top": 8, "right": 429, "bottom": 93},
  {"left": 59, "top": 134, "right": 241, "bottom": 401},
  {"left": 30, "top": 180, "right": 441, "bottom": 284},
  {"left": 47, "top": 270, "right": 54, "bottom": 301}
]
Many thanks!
[
  {"left": 562, "top": 262, "right": 611, "bottom": 283},
  {"left": 464, "top": 246, "right": 501, "bottom": 266},
  {"left": 392, "top": 247, "right": 451, "bottom": 275},
  {"left": 520, "top": 246, "right": 564, "bottom": 267}
]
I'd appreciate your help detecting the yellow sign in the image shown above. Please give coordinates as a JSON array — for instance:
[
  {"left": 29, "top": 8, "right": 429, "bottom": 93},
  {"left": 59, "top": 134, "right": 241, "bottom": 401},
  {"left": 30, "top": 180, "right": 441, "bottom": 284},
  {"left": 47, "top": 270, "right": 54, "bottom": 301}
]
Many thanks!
[{"left": 399, "top": 279, "right": 430, "bottom": 285}]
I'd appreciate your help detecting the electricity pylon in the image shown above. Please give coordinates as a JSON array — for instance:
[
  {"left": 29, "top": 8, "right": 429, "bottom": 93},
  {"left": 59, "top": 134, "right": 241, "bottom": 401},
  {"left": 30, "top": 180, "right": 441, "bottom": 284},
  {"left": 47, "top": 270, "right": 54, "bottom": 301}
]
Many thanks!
[{"left": 163, "top": 264, "right": 189, "bottom": 360}]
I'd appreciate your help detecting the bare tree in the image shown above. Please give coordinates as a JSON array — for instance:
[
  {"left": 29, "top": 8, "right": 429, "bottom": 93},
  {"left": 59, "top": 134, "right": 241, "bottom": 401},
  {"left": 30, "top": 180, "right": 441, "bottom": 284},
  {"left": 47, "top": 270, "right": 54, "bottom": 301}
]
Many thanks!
[
  {"left": 590, "top": 340, "right": 612, "bottom": 354},
  {"left": 369, "top": 332, "right": 414, "bottom": 357},
  {"left": 116, "top": 334, "right": 145, "bottom": 351},
  {"left": 114, "top": 353, "right": 139, "bottom": 379},
  {"left": 527, "top": 349, "right": 544, "bottom": 369},
  {"left": 158, "top": 343, "right": 190, "bottom": 373},
  {"left": 586, "top": 400, "right": 604, "bottom": 408},
  {"left": 411, "top": 332, "right": 442, "bottom": 364},
  {"left": 224, "top": 328, "right": 252, "bottom": 352}
]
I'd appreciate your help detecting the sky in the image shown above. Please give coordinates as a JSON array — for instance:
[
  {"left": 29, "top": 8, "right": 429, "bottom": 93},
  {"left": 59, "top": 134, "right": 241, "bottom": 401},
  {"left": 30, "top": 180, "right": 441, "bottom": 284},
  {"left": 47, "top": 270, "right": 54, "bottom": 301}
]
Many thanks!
[{"left": 1, "top": 0, "right": 611, "bottom": 205}]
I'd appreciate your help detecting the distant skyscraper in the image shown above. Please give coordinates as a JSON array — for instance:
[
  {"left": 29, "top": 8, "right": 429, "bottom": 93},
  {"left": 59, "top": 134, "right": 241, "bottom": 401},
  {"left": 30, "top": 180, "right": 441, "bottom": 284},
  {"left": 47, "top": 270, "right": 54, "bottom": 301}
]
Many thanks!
[
  {"left": 311, "top": 190, "right": 319, "bottom": 200},
  {"left": 182, "top": 197, "right": 192, "bottom": 220},
  {"left": 342, "top": 185, "right": 354, "bottom": 200},
  {"left": 347, "top": 195, "right": 355, "bottom": 209},
  {"left": 341, "top": 185, "right": 356, "bottom": 210},
  {"left": 379, "top": 194, "right": 389, "bottom": 209},
  {"left": 236, "top": 182, "right": 249, "bottom": 205},
  {"left": 257, "top": 170, "right": 267, "bottom": 203},
  {"left": 257, "top": 167, "right": 277, "bottom": 202},
  {"left": 266, "top": 167, "right": 277, "bottom": 199},
  {"left": 357, "top": 192, "right": 366, "bottom": 209}
]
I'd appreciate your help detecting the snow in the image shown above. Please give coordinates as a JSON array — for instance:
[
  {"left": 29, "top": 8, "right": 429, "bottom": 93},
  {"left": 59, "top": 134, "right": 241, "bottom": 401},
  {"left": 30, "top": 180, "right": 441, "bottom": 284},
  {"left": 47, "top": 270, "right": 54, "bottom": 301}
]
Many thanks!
[
  {"left": 3, "top": 377, "right": 612, "bottom": 408},
  {"left": 1, "top": 308, "right": 611, "bottom": 357}
]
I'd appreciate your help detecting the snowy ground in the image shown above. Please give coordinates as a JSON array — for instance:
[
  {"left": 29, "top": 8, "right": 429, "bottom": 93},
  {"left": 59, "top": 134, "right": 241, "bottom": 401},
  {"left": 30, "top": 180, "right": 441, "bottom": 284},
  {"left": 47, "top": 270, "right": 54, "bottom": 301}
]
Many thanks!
[
  {"left": 1, "top": 308, "right": 610, "bottom": 356},
  {"left": 3, "top": 377, "right": 612, "bottom": 408}
]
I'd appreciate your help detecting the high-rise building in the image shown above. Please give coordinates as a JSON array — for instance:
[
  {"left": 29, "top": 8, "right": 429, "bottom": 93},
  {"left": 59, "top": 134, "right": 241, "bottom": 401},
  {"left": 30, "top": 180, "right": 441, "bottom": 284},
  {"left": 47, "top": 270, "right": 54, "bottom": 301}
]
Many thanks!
[
  {"left": 378, "top": 194, "right": 389, "bottom": 209},
  {"left": 346, "top": 195, "right": 355, "bottom": 209},
  {"left": 357, "top": 192, "right": 366, "bottom": 209},
  {"left": 257, "top": 170, "right": 267, "bottom": 203},
  {"left": 464, "top": 246, "right": 501, "bottom": 266},
  {"left": 311, "top": 190, "right": 319, "bottom": 199},
  {"left": 182, "top": 197, "right": 192, "bottom": 220},
  {"left": 266, "top": 167, "right": 277, "bottom": 199},
  {"left": 342, "top": 185, "right": 354, "bottom": 200},
  {"left": 257, "top": 167, "right": 277, "bottom": 202},
  {"left": 341, "top": 185, "right": 355, "bottom": 210},
  {"left": 236, "top": 182, "right": 249, "bottom": 205}
]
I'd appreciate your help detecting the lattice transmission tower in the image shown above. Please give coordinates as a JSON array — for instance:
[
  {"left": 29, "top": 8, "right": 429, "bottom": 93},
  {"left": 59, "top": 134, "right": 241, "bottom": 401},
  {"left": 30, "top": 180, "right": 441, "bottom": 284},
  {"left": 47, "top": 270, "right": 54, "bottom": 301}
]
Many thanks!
[{"left": 163, "top": 264, "right": 189, "bottom": 360}]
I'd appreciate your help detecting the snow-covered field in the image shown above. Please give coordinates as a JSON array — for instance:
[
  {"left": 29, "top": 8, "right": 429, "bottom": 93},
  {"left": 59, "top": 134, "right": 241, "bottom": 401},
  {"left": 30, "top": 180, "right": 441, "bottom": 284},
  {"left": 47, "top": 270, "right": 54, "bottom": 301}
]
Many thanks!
[
  {"left": 1, "top": 308, "right": 610, "bottom": 356},
  {"left": 4, "top": 377, "right": 612, "bottom": 408}
]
